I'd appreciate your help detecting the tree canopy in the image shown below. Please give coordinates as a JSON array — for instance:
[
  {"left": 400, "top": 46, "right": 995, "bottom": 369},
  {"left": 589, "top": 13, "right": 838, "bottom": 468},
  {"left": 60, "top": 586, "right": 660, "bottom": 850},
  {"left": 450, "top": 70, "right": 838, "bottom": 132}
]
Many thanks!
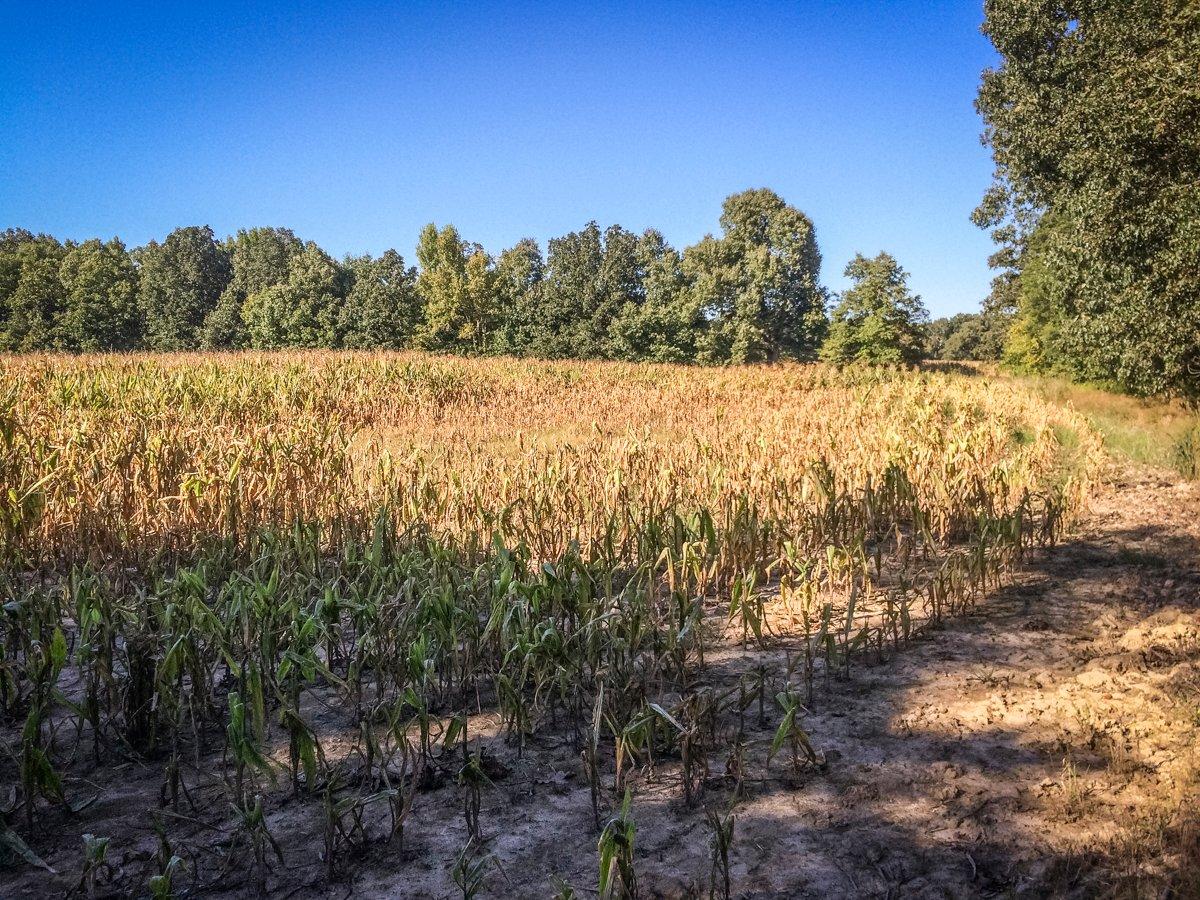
[
  {"left": 242, "top": 242, "right": 343, "bottom": 349},
  {"left": 822, "top": 253, "right": 927, "bottom": 365},
  {"left": 139, "top": 226, "right": 231, "bottom": 351},
  {"left": 339, "top": 250, "right": 421, "bottom": 350},
  {"left": 0, "top": 190, "right": 939, "bottom": 367},
  {"left": 685, "top": 189, "right": 827, "bottom": 363},
  {"left": 975, "top": 0, "right": 1200, "bottom": 400},
  {"left": 0, "top": 231, "right": 66, "bottom": 351},
  {"left": 58, "top": 239, "right": 140, "bottom": 351},
  {"left": 925, "top": 311, "right": 1008, "bottom": 362},
  {"left": 203, "top": 228, "right": 304, "bottom": 349}
]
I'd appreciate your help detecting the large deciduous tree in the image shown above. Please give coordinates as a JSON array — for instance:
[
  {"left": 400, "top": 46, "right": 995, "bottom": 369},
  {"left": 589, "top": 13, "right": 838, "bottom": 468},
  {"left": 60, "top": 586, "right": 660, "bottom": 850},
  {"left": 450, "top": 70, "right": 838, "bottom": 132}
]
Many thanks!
[
  {"left": 138, "top": 225, "right": 232, "bottom": 350},
  {"left": 684, "top": 188, "right": 827, "bottom": 363},
  {"left": 976, "top": 0, "right": 1200, "bottom": 400},
  {"left": 821, "top": 253, "right": 927, "bottom": 365},
  {"left": 490, "top": 238, "right": 545, "bottom": 356},
  {"left": 0, "top": 230, "right": 138, "bottom": 352},
  {"left": 202, "top": 227, "right": 304, "bottom": 349},
  {"left": 0, "top": 229, "right": 34, "bottom": 312},
  {"left": 531, "top": 222, "right": 642, "bottom": 359},
  {"left": 338, "top": 250, "right": 421, "bottom": 349},
  {"left": 0, "top": 231, "right": 68, "bottom": 351},
  {"left": 925, "top": 311, "right": 1007, "bottom": 361},
  {"left": 241, "top": 242, "right": 344, "bottom": 349},
  {"left": 414, "top": 224, "right": 499, "bottom": 352},
  {"left": 58, "top": 238, "right": 140, "bottom": 351},
  {"left": 610, "top": 230, "right": 699, "bottom": 363}
]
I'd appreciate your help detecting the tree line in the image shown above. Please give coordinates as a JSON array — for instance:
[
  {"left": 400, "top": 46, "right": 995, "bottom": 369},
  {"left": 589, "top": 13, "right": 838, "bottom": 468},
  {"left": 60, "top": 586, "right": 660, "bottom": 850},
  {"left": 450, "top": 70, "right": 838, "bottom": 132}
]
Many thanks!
[
  {"left": 5, "top": 1, "right": 1195, "bottom": 394},
  {"left": 0, "top": 189, "right": 934, "bottom": 365},
  {"left": 974, "top": 0, "right": 1199, "bottom": 402}
]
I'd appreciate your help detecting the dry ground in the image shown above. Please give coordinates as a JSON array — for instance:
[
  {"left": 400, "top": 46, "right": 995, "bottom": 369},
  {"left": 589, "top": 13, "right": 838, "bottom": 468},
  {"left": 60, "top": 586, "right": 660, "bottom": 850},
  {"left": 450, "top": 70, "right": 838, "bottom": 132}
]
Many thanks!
[{"left": 5, "top": 461, "right": 1198, "bottom": 898}]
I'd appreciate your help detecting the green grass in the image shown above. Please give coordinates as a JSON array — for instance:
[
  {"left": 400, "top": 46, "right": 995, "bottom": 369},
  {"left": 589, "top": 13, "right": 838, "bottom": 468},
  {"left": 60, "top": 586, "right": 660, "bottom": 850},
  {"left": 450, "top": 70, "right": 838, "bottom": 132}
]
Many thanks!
[{"left": 1019, "top": 376, "right": 1199, "bottom": 478}]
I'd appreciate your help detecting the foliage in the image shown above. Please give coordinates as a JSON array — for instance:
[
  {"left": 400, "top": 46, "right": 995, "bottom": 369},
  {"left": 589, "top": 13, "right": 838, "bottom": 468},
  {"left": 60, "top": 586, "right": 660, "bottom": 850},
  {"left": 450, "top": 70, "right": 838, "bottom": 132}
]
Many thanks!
[
  {"left": 925, "top": 311, "right": 1008, "bottom": 361},
  {"left": 241, "top": 242, "right": 343, "bottom": 349},
  {"left": 610, "top": 231, "right": 699, "bottom": 364},
  {"left": 0, "top": 232, "right": 67, "bottom": 351},
  {"left": 976, "top": 0, "right": 1200, "bottom": 401},
  {"left": 528, "top": 222, "right": 642, "bottom": 360},
  {"left": 202, "top": 227, "right": 304, "bottom": 349},
  {"left": 598, "top": 790, "right": 637, "bottom": 899},
  {"left": 822, "top": 253, "right": 927, "bottom": 365},
  {"left": 57, "top": 239, "right": 140, "bottom": 351},
  {"left": 138, "top": 226, "right": 232, "bottom": 350},
  {"left": 685, "top": 189, "right": 827, "bottom": 363},
  {"left": 0, "top": 190, "right": 917, "bottom": 366},
  {"left": 338, "top": 250, "right": 422, "bottom": 349},
  {"left": 414, "top": 224, "right": 498, "bottom": 352},
  {"left": 0, "top": 352, "right": 1103, "bottom": 892},
  {"left": 489, "top": 237, "right": 544, "bottom": 355}
]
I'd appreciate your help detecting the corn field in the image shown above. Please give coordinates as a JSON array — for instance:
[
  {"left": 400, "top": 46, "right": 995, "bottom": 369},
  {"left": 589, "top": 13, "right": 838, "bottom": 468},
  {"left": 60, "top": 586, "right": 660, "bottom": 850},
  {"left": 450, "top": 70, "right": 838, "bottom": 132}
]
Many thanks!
[{"left": 0, "top": 352, "right": 1103, "bottom": 896}]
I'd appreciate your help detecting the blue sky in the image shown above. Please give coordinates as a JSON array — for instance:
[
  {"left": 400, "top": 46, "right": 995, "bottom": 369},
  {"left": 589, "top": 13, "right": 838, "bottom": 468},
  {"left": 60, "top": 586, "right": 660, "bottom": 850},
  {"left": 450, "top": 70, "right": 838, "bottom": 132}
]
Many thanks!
[{"left": 0, "top": 1, "right": 998, "bottom": 318}]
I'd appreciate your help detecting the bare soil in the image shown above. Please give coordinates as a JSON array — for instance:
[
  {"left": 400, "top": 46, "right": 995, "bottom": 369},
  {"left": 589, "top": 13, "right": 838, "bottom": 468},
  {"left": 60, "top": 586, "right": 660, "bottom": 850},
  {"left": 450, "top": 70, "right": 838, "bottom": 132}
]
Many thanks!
[{"left": 5, "top": 461, "right": 1198, "bottom": 898}]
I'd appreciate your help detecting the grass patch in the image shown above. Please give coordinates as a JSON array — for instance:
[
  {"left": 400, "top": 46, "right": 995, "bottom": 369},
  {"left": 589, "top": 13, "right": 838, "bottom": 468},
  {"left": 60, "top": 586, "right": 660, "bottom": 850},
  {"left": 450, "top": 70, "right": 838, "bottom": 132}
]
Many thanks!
[{"left": 1020, "top": 376, "right": 1200, "bottom": 478}]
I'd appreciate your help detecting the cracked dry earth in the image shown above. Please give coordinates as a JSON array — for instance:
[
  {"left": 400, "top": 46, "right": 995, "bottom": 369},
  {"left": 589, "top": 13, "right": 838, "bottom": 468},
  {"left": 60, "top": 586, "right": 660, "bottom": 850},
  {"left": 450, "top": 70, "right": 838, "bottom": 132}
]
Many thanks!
[{"left": 6, "top": 463, "right": 1198, "bottom": 898}]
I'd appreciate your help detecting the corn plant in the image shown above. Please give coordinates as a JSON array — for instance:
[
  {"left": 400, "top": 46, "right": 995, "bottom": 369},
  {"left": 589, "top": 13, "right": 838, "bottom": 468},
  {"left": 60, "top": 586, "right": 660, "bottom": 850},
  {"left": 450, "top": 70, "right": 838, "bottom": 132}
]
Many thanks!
[
  {"left": 0, "top": 352, "right": 1105, "bottom": 894},
  {"left": 598, "top": 789, "right": 638, "bottom": 900},
  {"left": 768, "top": 690, "right": 820, "bottom": 780},
  {"left": 76, "top": 833, "right": 113, "bottom": 899},
  {"left": 225, "top": 691, "right": 273, "bottom": 806},
  {"left": 452, "top": 840, "right": 492, "bottom": 900},
  {"left": 458, "top": 747, "right": 491, "bottom": 844},
  {"left": 232, "top": 795, "right": 283, "bottom": 895},
  {"left": 18, "top": 625, "right": 67, "bottom": 829},
  {"left": 147, "top": 819, "right": 185, "bottom": 900},
  {"left": 705, "top": 807, "right": 736, "bottom": 900}
]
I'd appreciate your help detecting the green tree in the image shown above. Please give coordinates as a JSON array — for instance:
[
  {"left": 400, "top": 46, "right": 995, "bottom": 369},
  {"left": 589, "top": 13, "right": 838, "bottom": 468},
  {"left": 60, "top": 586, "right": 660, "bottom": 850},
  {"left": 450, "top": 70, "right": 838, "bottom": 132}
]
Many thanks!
[
  {"left": 138, "top": 226, "right": 232, "bottom": 350},
  {"left": 532, "top": 222, "right": 642, "bottom": 359},
  {"left": 0, "top": 232, "right": 68, "bottom": 351},
  {"left": 202, "top": 227, "right": 304, "bottom": 349},
  {"left": 0, "top": 229, "right": 34, "bottom": 312},
  {"left": 415, "top": 224, "right": 499, "bottom": 352},
  {"left": 976, "top": 0, "right": 1200, "bottom": 400},
  {"left": 241, "top": 242, "right": 343, "bottom": 349},
  {"left": 491, "top": 238, "right": 544, "bottom": 356},
  {"left": 926, "top": 311, "right": 1008, "bottom": 361},
  {"left": 682, "top": 235, "right": 743, "bottom": 363},
  {"left": 684, "top": 189, "right": 826, "bottom": 363},
  {"left": 610, "top": 230, "right": 699, "bottom": 363},
  {"left": 821, "top": 253, "right": 927, "bottom": 365},
  {"left": 338, "top": 250, "right": 421, "bottom": 349},
  {"left": 58, "top": 238, "right": 140, "bottom": 351}
]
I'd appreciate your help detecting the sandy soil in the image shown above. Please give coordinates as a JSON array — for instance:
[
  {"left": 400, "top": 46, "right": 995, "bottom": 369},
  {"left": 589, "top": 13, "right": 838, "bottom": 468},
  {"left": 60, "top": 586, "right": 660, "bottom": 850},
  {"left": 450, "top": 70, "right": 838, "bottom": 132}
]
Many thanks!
[{"left": 5, "top": 462, "right": 1198, "bottom": 898}]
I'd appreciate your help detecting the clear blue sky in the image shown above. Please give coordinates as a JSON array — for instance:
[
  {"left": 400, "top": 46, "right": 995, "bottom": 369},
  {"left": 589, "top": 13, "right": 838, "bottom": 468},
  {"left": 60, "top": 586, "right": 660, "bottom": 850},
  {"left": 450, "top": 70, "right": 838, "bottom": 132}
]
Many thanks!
[{"left": 0, "top": 1, "right": 998, "bottom": 318}]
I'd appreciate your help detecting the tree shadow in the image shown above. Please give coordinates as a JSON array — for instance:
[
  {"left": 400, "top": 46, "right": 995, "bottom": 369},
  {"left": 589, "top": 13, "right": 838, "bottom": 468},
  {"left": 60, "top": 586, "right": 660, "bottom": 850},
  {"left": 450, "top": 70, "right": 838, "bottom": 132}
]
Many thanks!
[
  {"left": 919, "top": 360, "right": 991, "bottom": 378},
  {"left": 689, "top": 521, "right": 1200, "bottom": 897}
]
